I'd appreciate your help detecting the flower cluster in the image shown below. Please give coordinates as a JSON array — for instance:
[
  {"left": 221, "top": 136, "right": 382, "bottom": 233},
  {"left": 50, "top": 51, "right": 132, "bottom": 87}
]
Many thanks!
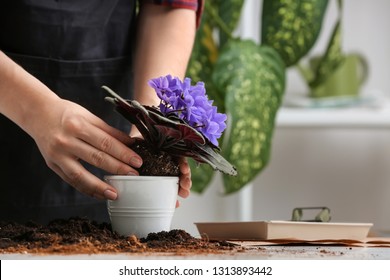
[{"left": 148, "top": 75, "right": 227, "bottom": 146}]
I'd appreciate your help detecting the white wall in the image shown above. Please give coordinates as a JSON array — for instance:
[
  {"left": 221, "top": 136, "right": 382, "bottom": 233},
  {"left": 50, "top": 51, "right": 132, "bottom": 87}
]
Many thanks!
[
  {"left": 253, "top": 128, "right": 390, "bottom": 231},
  {"left": 172, "top": 0, "right": 390, "bottom": 236}
]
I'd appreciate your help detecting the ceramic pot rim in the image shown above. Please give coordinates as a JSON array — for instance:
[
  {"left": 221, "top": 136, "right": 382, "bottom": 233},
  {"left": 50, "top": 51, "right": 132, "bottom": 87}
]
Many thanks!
[{"left": 104, "top": 175, "right": 179, "bottom": 181}]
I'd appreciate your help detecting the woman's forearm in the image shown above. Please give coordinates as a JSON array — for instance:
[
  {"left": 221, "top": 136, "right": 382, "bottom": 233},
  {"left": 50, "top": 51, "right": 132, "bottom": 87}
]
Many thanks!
[
  {"left": 133, "top": 4, "right": 196, "bottom": 107},
  {"left": 0, "top": 51, "right": 140, "bottom": 200},
  {"left": 0, "top": 51, "right": 60, "bottom": 137}
]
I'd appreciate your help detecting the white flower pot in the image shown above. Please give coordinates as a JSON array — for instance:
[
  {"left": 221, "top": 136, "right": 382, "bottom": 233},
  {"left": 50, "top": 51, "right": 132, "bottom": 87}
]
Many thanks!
[{"left": 104, "top": 175, "right": 179, "bottom": 238}]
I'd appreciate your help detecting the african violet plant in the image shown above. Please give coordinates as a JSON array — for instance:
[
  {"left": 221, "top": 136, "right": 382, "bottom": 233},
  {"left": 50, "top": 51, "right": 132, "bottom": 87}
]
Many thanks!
[
  {"left": 186, "top": 0, "right": 330, "bottom": 193},
  {"left": 103, "top": 75, "right": 237, "bottom": 176}
]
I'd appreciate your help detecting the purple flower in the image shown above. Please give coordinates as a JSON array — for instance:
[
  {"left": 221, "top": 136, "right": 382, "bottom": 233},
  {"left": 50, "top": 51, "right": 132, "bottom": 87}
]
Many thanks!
[{"left": 148, "top": 75, "right": 227, "bottom": 146}]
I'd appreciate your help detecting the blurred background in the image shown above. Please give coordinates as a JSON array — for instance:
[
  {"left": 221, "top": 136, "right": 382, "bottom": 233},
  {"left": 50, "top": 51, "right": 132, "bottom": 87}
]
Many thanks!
[{"left": 172, "top": 0, "right": 390, "bottom": 236}]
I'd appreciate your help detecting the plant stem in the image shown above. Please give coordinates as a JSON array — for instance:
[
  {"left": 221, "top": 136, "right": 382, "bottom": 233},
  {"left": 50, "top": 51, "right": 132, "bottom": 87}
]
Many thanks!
[{"left": 205, "top": 4, "right": 234, "bottom": 41}]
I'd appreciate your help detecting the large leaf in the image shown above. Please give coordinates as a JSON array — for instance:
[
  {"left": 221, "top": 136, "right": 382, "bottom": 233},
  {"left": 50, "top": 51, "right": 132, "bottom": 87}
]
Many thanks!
[
  {"left": 213, "top": 40, "right": 285, "bottom": 193},
  {"left": 261, "top": 0, "right": 329, "bottom": 67},
  {"left": 187, "top": 1, "right": 222, "bottom": 107}
]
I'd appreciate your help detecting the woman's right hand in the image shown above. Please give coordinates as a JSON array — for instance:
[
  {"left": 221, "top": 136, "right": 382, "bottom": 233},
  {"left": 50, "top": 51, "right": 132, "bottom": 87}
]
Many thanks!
[
  {"left": 0, "top": 51, "right": 143, "bottom": 200},
  {"left": 31, "top": 98, "right": 143, "bottom": 200}
]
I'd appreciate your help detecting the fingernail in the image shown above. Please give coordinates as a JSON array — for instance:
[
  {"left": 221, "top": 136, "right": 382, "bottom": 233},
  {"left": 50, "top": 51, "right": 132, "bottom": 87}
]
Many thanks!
[
  {"left": 104, "top": 189, "right": 117, "bottom": 200},
  {"left": 130, "top": 156, "right": 142, "bottom": 167},
  {"left": 126, "top": 171, "right": 138, "bottom": 176}
]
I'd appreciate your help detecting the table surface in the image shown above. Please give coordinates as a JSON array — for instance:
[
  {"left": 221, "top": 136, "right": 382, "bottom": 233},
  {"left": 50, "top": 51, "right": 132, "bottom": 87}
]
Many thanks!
[{"left": 2, "top": 246, "right": 390, "bottom": 260}]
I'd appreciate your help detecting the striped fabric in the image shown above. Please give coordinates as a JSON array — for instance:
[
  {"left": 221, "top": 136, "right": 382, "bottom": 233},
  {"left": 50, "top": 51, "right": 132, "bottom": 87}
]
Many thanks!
[{"left": 145, "top": 0, "right": 204, "bottom": 27}]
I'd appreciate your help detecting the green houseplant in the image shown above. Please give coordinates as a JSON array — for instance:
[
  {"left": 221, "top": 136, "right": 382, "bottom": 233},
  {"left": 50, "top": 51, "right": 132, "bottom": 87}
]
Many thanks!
[{"left": 187, "top": 0, "right": 331, "bottom": 194}]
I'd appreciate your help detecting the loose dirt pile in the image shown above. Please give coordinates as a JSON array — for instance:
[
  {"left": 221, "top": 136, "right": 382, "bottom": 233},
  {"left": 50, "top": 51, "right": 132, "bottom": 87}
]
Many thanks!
[{"left": 0, "top": 217, "right": 239, "bottom": 255}]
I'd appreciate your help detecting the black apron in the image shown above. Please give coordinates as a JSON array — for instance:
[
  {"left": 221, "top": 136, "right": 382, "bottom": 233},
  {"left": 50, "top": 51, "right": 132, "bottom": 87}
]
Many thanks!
[{"left": 0, "top": 0, "right": 136, "bottom": 224}]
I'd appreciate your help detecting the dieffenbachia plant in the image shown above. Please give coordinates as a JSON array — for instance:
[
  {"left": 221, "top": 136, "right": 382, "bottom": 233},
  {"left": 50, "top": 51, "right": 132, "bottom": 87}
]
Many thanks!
[
  {"left": 187, "top": 0, "right": 329, "bottom": 193},
  {"left": 103, "top": 75, "right": 237, "bottom": 176}
]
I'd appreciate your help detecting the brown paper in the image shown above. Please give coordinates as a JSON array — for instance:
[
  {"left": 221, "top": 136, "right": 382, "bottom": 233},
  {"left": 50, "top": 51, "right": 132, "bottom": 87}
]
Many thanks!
[{"left": 227, "top": 237, "right": 390, "bottom": 248}]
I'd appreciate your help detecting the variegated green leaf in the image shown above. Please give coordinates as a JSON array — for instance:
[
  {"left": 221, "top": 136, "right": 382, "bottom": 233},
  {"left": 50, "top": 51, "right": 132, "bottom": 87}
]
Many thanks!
[
  {"left": 187, "top": 1, "right": 224, "bottom": 108},
  {"left": 189, "top": 158, "right": 218, "bottom": 193},
  {"left": 261, "top": 0, "right": 329, "bottom": 67},
  {"left": 213, "top": 40, "right": 286, "bottom": 193}
]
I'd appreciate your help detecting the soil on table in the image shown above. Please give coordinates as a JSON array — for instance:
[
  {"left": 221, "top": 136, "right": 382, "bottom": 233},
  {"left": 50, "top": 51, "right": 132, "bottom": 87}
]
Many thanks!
[{"left": 0, "top": 217, "right": 240, "bottom": 255}]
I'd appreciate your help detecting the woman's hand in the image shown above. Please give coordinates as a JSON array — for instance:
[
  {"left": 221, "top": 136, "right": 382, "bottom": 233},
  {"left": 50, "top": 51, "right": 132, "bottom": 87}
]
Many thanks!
[
  {"left": 32, "top": 98, "right": 143, "bottom": 200},
  {"left": 0, "top": 51, "right": 144, "bottom": 200}
]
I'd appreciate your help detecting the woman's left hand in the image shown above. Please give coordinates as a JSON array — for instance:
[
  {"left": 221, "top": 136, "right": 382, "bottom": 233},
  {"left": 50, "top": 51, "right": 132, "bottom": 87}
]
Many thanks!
[{"left": 176, "top": 157, "right": 192, "bottom": 208}]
